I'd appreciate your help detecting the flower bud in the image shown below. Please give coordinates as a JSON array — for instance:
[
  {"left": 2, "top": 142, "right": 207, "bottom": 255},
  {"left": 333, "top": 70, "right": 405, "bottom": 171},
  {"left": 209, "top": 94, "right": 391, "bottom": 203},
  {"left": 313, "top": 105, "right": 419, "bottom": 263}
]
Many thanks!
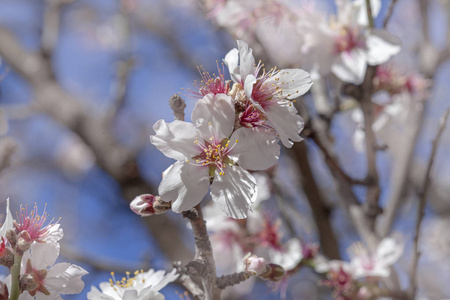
[
  {"left": 243, "top": 253, "right": 267, "bottom": 276},
  {"left": 0, "top": 245, "right": 14, "bottom": 269},
  {"left": 15, "top": 230, "right": 32, "bottom": 255},
  {"left": 260, "top": 263, "right": 286, "bottom": 282},
  {"left": 130, "top": 194, "right": 171, "bottom": 217},
  {"left": 6, "top": 229, "right": 16, "bottom": 247},
  {"left": 19, "top": 273, "right": 39, "bottom": 292}
]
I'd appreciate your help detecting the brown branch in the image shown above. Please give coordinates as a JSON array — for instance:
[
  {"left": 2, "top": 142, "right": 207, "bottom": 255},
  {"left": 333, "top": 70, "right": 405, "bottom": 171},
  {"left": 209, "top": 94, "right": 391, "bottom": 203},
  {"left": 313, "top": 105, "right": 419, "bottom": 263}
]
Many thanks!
[
  {"left": 183, "top": 205, "right": 221, "bottom": 300},
  {"left": 0, "top": 24, "right": 193, "bottom": 263},
  {"left": 289, "top": 141, "right": 341, "bottom": 260},
  {"left": 409, "top": 108, "right": 450, "bottom": 298}
]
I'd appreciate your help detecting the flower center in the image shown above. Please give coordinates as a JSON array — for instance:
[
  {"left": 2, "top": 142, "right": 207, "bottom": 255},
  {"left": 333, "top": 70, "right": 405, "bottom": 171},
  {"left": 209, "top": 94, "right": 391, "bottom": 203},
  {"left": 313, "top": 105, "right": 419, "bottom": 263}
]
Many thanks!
[
  {"left": 334, "top": 26, "right": 364, "bottom": 53},
  {"left": 191, "top": 137, "right": 237, "bottom": 176},
  {"left": 183, "top": 63, "right": 230, "bottom": 98},
  {"left": 14, "top": 204, "right": 59, "bottom": 243},
  {"left": 109, "top": 270, "right": 145, "bottom": 296}
]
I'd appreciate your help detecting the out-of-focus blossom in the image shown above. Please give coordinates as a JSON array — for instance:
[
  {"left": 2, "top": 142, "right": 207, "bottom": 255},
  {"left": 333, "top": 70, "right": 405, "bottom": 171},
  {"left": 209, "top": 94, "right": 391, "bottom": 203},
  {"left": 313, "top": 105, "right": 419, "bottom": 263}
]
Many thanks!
[
  {"left": 87, "top": 269, "right": 178, "bottom": 300},
  {"left": 151, "top": 93, "right": 280, "bottom": 218},
  {"left": 349, "top": 237, "right": 403, "bottom": 278}
]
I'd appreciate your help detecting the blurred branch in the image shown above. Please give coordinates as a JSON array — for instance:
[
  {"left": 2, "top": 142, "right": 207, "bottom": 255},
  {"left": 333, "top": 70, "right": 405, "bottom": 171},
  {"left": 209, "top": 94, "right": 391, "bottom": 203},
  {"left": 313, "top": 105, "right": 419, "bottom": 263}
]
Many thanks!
[
  {"left": 409, "top": 108, "right": 450, "bottom": 298},
  {"left": 0, "top": 137, "right": 17, "bottom": 173},
  {"left": 41, "top": 0, "right": 73, "bottom": 74},
  {"left": 0, "top": 24, "right": 193, "bottom": 263},
  {"left": 383, "top": 0, "right": 398, "bottom": 28}
]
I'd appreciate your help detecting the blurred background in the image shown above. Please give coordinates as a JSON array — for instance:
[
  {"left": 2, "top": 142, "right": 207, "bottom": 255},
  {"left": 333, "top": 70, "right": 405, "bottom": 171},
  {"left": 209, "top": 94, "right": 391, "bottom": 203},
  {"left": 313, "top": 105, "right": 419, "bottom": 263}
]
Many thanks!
[{"left": 0, "top": 0, "right": 449, "bottom": 299}]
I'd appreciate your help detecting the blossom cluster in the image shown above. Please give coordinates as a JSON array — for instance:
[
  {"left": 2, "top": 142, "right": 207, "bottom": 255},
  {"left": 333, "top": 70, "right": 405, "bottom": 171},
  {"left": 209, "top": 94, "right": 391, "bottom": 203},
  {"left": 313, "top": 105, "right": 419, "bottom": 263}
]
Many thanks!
[
  {"left": 0, "top": 199, "right": 87, "bottom": 299},
  {"left": 149, "top": 40, "right": 312, "bottom": 219},
  {"left": 208, "top": 0, "right": 401, "bottom": 84}
]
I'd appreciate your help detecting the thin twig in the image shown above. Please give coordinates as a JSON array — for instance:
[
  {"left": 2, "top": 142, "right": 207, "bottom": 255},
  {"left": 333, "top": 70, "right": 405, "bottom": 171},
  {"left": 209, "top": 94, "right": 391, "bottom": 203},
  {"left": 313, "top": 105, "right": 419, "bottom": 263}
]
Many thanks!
[
  {"left": 365, "top": 0, "right": 374, "bottom": 28},
  {"left": 409, "top": 108, "right": 450, "bottom": 298},
  {"left": 383, "top": 0, "right": 398, "bottom": 28}
]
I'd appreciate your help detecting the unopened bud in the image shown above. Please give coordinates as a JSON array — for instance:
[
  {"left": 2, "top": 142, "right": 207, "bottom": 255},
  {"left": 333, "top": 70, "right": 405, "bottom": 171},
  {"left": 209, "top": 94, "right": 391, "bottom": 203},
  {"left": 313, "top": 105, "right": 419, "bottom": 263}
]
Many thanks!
[
  {"left": 243, "top": 253, "right": 267, "bottom": 275},
  {"left": 19, "top": 274, "right": 39, "bottom": 292},
  {"left": 130, "top": 194, "right": 171, "bottom": 217},
  {"left": 260, "top": 263, "right": 286, "bottom": 282},
  {"left": 16, "top": 231, "right": 32, "bottom": 254},
  {"left": 0, "top": 281, "right": 8, "bottom": 300},
  {"left": 302, "top": 244, "right": 319, "bottom": 260},
  {"left": 0, "top": 247, "right": 14, "bottom": 269},
  {"left": 6, "top": 229, "right": 16, "bottom": 247}
]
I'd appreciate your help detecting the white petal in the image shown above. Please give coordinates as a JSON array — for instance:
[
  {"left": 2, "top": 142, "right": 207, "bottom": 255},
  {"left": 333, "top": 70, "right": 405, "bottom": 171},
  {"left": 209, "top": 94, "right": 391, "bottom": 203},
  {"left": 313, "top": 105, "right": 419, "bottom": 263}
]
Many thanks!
[
  {"left": 266, "top": 69, "right": 313, "bottom": 99},
  {"left": 265, "top": 104, "right": 304, "bottom": 148},
  {"left": 224, "top": 48, "right": 241, "bottom": 83},
  {"left": 237, "top": 40, "right": 256, "bottom": 81},
  {"left": 158, "top": 162, "right": 210, "bottom": 213},
  {"left": 191, "top": 93, "right": 235, "bottom": 141},
  {"left": 150, "top": 120, "right": 199, "bottom": 161},
  {"left": 150, "top": 268, "right": 179, "bottom": 292},
  {"left": 27, "top": 243, "right": 60, "bottom": 270},
  {"left": 0, "top": 198, "right": 13, "bottom": 238},
  {"left": 366, "top": 29, "right": 401, "bottom": 66},
  {"left": 332, "top": 49, "right": 367, "bottom": 84},
  {"left": 134, "top": 290, "right": 164, "bottom": 300},
  {"left": 228, "top": 127, "right": 280, "bottom": 170},
  {"left": 210, "top": 166, "right": 257, "bottom": 219},
  {"left": 46, "top": 263, "right": 88, "bottom": 294},
  {"left": 35, "top": 293, "right": 62, "bottom": 300},
  {"left": 376, "top": 237, "right": 403, "bottom": 266},
  {"left": 44, "top": 224, "right": 63, "bottom": 244},
  {"left": 270, "top": 238, "right": 303, "bottom": 270},
  {"left": 244, "top": 74, "right": 257, "bottom": 100},
  {"left": 87, "top": 286, "right": 115, "bottom": 300}
]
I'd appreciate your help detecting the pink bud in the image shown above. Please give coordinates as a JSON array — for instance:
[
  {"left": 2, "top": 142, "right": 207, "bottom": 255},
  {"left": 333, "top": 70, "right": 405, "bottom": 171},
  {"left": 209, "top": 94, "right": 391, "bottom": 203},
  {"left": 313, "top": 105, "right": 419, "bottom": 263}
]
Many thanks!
[
  {"left": 130, "top": 194, "right": 171, "bottom": 217},
  {"left": 243, "top": 253, "right": 267, "bottom": 275}
]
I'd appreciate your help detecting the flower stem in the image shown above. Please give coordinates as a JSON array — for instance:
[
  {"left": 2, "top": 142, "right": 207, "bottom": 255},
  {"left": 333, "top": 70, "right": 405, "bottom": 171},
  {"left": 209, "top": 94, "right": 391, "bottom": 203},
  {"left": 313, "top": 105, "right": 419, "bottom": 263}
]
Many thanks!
[{"left": 9, "top": 253, "right": 22, "bottom": 300}]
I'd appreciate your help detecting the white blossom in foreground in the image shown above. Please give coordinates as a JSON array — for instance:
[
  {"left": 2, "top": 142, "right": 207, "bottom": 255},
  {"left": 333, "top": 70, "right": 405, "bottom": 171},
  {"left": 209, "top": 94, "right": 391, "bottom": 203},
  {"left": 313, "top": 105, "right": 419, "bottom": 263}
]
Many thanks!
[
  {"left": 349, "top": 237, "right": 403, "bottom": 278},
  {"left": 87, "top": 269, "right": 178, "bottom": 300},
  {"left": 224, "top": 40, "right": 312, "bottom": 147},
  {"left": 151, "top": 93, "right": 280, "bottom": 218},
  {"left": 7, "top": 243, "right": 87, "bottom": 300}
]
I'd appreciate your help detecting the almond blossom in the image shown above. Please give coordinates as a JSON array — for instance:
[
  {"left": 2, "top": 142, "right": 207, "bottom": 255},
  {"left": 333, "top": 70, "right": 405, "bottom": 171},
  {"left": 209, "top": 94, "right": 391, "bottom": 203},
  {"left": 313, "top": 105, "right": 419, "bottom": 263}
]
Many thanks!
[
  {"left": 349, "top": 237, "right": 403, "bottom": 278},
  {"left": 6, "top": 243, "right": 87, "bottom": 300},
  {"left": 151, "top": 93, "right": 280, "bottom": 218},
  {"left": 87, "top": 269, "right": 178, "bottom": 300},
  {"left": 224, "top": 40, "right": 313, "bottom": 147}
]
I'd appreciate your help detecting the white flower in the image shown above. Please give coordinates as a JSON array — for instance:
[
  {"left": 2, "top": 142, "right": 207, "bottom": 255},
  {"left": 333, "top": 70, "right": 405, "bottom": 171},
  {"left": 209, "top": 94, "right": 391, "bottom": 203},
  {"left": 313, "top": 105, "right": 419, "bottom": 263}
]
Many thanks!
[
  {"left": 151, "top": 93, "right": 280, "bottom": 219},
  {"left": 224, "top": 40, "right": 313, "bottom": 148},
  {"left": 7, "top": 243, "right": 87, "bottom": 300},
  {"left": 349, "top": 237, "right": 403, "bottom": 278},
  {"left": 87, "top": 269, "right": 179, "bottom": 300}
]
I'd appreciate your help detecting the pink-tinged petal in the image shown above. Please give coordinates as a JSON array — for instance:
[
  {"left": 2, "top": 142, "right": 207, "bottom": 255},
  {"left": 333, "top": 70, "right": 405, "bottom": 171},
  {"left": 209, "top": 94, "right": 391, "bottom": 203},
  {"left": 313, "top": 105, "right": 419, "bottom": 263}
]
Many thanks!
[
  {"left": 45, "top": 263, "right": 88, "bottom": 294},
  {"left": 224, "top": 48, "right": 241, "bottom": 83},
  {"left": 150, "top": 120, "right": 199, "bottom": 161},
  {"left": 192, "top": 93, "right": 235, "bottom": 141},
  {"left": 266, "top": 69, "right": 313, "bottom": 99},
  {"left": 210, "top": 166, "right": 257, "bottom": 219},
  {"left": 35, "top": 293, "right": 62, "bottom": 300},
  {"left": 265, "top": 105, "right": 304, "bottom": 148},
  {"left": 332, "top": 48, "right": 367, "bottom": 84},
  {"left": 25, "top": 243, "right": 59, "bottom": 270},
  {"left": 228, "top": 128, "right": 280, "bottom": 170},
  {"left": 237, "top": 40, "right": 256, "bottom": 81},
  {"left": 0, "top": 198, "right": 13, "bottom": 238},
  {"left": 158, "top": 162, "right": 210, "bottom": 213},
  {"left": 366, "top": 30, "right": 401, "bottom": 66}
]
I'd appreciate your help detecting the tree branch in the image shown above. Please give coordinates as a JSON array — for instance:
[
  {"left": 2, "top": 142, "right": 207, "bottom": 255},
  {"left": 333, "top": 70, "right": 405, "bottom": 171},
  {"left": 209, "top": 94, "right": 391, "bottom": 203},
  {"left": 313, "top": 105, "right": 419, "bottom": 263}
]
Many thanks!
[{"left": 409, "top": 108, "right": 450, "bottom": 298}]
